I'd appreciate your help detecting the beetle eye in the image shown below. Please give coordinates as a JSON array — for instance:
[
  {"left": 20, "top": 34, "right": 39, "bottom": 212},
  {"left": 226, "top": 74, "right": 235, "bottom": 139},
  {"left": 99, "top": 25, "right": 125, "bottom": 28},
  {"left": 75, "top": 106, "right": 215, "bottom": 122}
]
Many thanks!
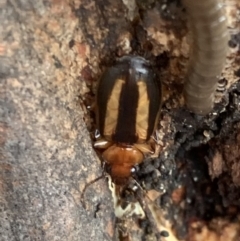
[
  {"left": 133, "top": 165, "right": 140, "bottom": 173},
  {"left": 105, "top": 164, "right": 111, "bottom": 173},
  {"left": 131, "top": 167, "right": 136, "bottom": 173},
  {"left": 94, "top": 129, "right": 101, "bottom": 139}
]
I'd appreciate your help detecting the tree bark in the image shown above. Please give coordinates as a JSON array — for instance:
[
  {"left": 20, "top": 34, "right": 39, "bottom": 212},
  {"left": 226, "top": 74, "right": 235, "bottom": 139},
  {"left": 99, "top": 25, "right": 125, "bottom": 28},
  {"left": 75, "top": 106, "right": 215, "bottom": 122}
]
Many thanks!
[
  {"left": 0, "top": 0, "right": 115, "bottom": 240},
  {"left": 0, "top": 0, "right": 239, "bottom": 241}
]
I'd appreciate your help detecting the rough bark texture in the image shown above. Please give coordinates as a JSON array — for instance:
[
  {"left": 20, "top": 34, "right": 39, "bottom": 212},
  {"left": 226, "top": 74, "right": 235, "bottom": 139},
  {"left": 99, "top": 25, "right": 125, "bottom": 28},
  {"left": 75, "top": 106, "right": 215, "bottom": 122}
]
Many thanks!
[
  {"left": 0, "top": 0, "right": 115, "bottom": 240},
  {"left": 0, "top": 0, "right": 240, "bottom": 241}
]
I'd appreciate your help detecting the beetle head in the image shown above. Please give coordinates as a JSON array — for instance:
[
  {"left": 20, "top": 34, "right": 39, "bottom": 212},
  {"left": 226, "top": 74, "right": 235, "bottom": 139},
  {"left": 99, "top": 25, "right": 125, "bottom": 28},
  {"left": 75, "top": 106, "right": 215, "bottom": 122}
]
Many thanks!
[{"left": 103, "top": 144, "right": 144, "bottom": 185}]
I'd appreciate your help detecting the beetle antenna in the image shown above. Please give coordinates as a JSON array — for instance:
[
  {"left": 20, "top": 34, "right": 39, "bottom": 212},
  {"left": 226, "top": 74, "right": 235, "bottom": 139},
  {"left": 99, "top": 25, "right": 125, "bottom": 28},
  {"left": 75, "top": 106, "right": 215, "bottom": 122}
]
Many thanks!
[{"left": 80, "top": 174, "right": 105, "bottom": 209}]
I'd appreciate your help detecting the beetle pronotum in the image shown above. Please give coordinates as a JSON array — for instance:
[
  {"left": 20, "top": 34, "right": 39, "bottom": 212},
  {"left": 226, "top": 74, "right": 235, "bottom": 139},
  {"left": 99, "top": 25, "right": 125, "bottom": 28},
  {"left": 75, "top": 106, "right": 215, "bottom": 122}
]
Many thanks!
[
  {"left": 182, "top": 0, "right": 229, "bottom": 115},
  {"left": 94, "top": 56, "right": 162, "bottom": 185}
]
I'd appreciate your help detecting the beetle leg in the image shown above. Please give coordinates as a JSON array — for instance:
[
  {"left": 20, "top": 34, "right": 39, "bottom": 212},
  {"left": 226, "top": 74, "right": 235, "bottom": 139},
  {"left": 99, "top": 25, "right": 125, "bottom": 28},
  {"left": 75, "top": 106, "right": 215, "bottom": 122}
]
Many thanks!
[
  {"left": 94, "top": 139, "right": 112, "bottom": 149},
  {"left": 134, "top": 143, "right": 154, "bottom": 154},
  {"left": 89, "top": 101, "right": 96, "bottom": 111},
  {"left": 148, "top": 135, "right": 162, "bottom": 158},
  {"left": 150, "top": 144, "right": 162, "bottom": 159}
]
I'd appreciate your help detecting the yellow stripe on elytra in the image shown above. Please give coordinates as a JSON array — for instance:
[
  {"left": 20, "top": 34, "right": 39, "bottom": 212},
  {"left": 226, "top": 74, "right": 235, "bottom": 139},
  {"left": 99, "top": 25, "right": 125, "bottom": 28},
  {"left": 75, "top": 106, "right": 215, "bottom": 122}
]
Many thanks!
[
  {"left": 136, "top": 81, "right": 149, "bottom": 140},
  {"left": 104, "top": 79, "right": 124, "bottom": 137}
]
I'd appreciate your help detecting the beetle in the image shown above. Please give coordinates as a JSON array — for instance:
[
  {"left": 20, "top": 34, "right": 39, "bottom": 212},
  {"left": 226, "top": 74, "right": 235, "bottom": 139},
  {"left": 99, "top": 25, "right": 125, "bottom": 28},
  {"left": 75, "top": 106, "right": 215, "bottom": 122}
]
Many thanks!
[{"left": 94, "top": 56, "right": 162, "bottom": 185}]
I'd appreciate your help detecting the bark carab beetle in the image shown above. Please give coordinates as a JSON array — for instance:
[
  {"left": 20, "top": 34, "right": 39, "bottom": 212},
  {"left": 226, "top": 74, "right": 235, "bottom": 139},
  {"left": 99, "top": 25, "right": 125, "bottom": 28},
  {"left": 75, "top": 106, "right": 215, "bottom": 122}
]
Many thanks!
[{"left": 94, "top": 56, "right": 162, "bottom": 185}]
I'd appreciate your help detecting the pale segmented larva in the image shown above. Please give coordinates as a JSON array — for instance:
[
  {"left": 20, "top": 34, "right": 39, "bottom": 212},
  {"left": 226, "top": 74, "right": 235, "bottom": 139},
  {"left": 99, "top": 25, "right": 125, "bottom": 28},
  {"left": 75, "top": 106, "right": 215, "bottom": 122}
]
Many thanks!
[{"left": 182, "top": 0, "right": 229, "bottom": 115}]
